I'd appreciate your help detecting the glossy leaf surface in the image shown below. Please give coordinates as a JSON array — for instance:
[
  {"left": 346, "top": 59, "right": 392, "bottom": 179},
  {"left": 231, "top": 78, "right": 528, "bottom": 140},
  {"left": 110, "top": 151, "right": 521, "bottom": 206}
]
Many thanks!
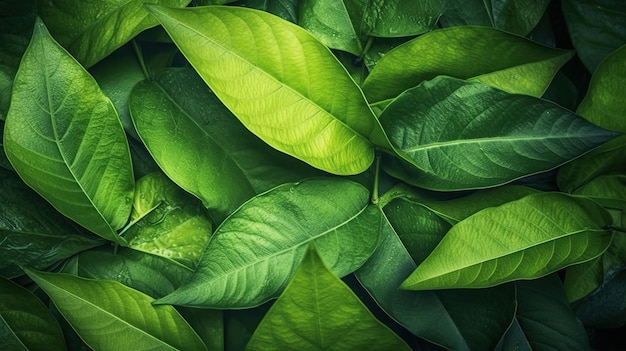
[
  {"left": 0, "top": 277, "right": 65, "bottom": 350},
  {"left": 3, "top": 19, "right": 134, "bottom": 243},
  {"left": 379, "top": 77, "right": 618, "bottom": 191},
  {"left": 147, "top": 5, "right": 387, "bottom": 174},
  {"left": 130, "top": 68, "right": 321, "bottom": 220},
  {"left": 157, "top": 178, "right": 381, "bottom": 308},
  {"left": 38, "top": 0, "right": 190, "bottom": 67},
  {"left": 25, "top": 269, "right": 207, "bottom": 351},
  {"left": 361, "top": 0, "right": 444, "bottom": 37},
  {"left": 362, "top": 26, "right": 572, "bottom": 104},
  {"left": 246, "top": 245, "right": 411, "bottom": 350},
  {"left": 237, "top": 0, "right": 299, "bottom": 23},
  {"left": 401, "top": 193, "right": 614, "bottom": 290}
]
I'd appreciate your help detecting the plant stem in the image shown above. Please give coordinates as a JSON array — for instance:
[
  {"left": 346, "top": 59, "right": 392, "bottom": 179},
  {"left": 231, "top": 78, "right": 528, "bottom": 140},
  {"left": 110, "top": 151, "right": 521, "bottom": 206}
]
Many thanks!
[
  {"left": 132, "top": 39, "right": 150, "bottom": 80},
  {"left": 371, "top": 151, "right": 381, "bottom": 205},
  {"left": 358, "top": 36, "right": 374, "bottom": 63}
]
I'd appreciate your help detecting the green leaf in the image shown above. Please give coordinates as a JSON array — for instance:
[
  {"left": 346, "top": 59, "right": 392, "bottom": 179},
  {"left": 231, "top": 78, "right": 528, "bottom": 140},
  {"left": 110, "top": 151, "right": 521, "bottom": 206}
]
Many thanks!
[
  {"left": 246, "top": 245, "right": 411, "bottom": 351},
  {"left": 562, "top": 0, "right": 626, "bottom": 72},
  {"left": 3, "top": 19, "right": 134, "bottom": 243},
  {"left": 574, "top": 174, "right": 626, "bottom": 210},
  {"left": 130, "top": 68, "right": 322, "bottom": 220},
  {"left": 497, "top": 275, "right": 589, "bottom": 351},
  {"left": 147, "top": 5, "right": 388, "bottom": 175},
  {"left": 38, "top": 0, "right": 190, "bottom": 67},
  {"left": 0, "top": 169, "right": 103, "bottom": 278},
  {"left": 362, "top": 26, "right": 573, "bottom": 104},
  {"left": 401, "top": 193, "right": 614, "bottom": 290},
  {"left": 439, "top": 0, "right": 491, "bottom": 28},
  {"left": 361, "top": 0, "right": 445, "bottom": 37},
  {"left": 25, "top": 268, "right": 207, "bottom": 351},
  {"left": 124, "top": 172, "right": 213, "bottom": 268},
  {"left": 0, "top": 277, "right": 66, "bottom": 351},
  {"left": 490, "top": 0, "right": 551, "bottom": 35},
  {"left": 577, "top": 45, "right": 626, "bottom": 133},
  {"left": 178, "top": 308, "right": 224, "bottom": 351},
  {"left": 156, "top": 178, "right": 381, "bottom": 308},
  {"left": 235, "top": 0, "right": 299, "bottom": 23},
  {"left": 77, "top": 247, "right": 193, "bottom": 299},
  {"left": 575, "top": 269, "right": 626, "bottom": 328},
  {"left": 563, "top": 257, "right": 604, "bottom": 303},
  {"left": 379, "top": 77, "right": 618, "bottom": 191}
]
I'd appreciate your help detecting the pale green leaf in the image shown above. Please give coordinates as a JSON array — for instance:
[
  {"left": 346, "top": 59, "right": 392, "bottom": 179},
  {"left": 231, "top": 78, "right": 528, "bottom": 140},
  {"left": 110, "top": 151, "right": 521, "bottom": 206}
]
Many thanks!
[
  {"left": 246, "top": 245, "right": 411, "bottom": 351},
  {"left": 401, "top": 193, "right": 614, "bottom": 290},
  {"left": 0, "top": 277, "right": 65, "bottom": 351},
  {"left": 25, "top": 269, "right": 207, "bottom": 351},
  {"left": 156, "top": 178, "right": 381, "bottom": 308},
  {"left": 3, "top": 19, "right": 134, "bottom": 243},
  {"left": 129, "top": 68, "right": 322, "bottom": 220},
  {"left": 379, "top": 77, "right": 618, "bottom": 191},
  {"left": 362, "top": 26, "right": 573, "bottom": 104},
  {"left": 38, "top": 0, "right": 190, "bottom": 67},
  {"left": 147, "top": 5, "right": 389, "bottom": 175},
  {"left": 577, "top": 44, "right": 626, "bottom": 133}
]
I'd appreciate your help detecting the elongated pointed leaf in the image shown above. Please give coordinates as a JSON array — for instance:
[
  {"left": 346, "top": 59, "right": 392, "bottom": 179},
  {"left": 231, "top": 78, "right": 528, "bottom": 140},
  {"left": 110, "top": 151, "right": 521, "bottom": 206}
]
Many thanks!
[
  {"left": 25, "top": 269, "right": 207, "bottom": 351},
  {"left": 299, "top": 0, "right": 364, "bottom": 55},
  {"left": 401, "top": 193, "right": 614, "bottom": 290},
  {"left": 147, "top": 5, "right": 389, "bottom": 174},
  {"left": 380, "top": 77, "right": 619, "bottom": 191},
  {"left": 3, "top": 19, "right": 134, "bottom": 243},
  {"left": 246, "top": 245, "right": 411, "bottom": 351},
  {"left": 362, "top": 26, "right": 573, "bottom": 104},
  {"left": 0, "top": 277, "right": 65, "bottom": 350},
  {"left": 38, "top": 0, "right": 190, "bottom": 67},
  {"left": 156, "top": 178, "right": 381, "bottom": 308},
  {"left": 130, "top": 68, "right": 322, "bottom": 220}
]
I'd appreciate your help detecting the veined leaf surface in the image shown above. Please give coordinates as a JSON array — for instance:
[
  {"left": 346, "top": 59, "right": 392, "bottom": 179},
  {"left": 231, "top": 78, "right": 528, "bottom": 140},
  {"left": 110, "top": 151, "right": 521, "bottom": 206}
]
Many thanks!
[
  {"left": 38, "top": 0, "right": 190, "bottom": 67},
  {"left": 147, "top": 5, "right": 388, "bottom": 175},
  {"left": 3, "top": 19, "right": 134, "bottom": 243},
  {"left": 362, "top": 26, "right": 573, "bottom": 104},
  {"left": 156, "top": 178, "right": 381, "bottom": 308},
  {"left": 401, "top": 193, "right": 614, "bottom": 290},
  {"left": 246, "top": 245, "right": 411, "bottom": 351},
  {"left": 25, "top": 269, "right": 207, "bottom": 351},
  {"left": 379, "top": 77, "right": 619, "bottom": 191}
]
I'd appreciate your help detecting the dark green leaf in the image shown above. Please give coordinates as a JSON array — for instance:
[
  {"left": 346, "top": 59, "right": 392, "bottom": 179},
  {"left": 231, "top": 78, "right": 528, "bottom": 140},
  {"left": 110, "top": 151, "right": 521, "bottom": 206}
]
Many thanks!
[
  {"left": 379, "top": 77, "right": 618, "bottom": 191},
  {"left": 156, "top": 178, "right": 381, "bottom": 308},
  {"left": 246, "top": 245, "right": 411, "bottom": 351},
  {"left": 439, "top": 0, "right": 491, "bottom": 28},
  {"left": 3, "top": 19, "right": 134, "bottom": 243},
  {"left": 491, "top": 0, "right": 551, "bottom": 35},
  {"left": 361, "top": 0, "right": 444, "bottom": 37},
  {"left": 235, "top": 0, "right": 299, "bottom": 23},
  {"left": 0, "top": 277, "right": 65, "bottom": 350},
  {"left": 575, "top": 269, "right": 626, "bottom": 328},
  {"left": 179, "top": 308, "right": 224, "bottom": 351}
]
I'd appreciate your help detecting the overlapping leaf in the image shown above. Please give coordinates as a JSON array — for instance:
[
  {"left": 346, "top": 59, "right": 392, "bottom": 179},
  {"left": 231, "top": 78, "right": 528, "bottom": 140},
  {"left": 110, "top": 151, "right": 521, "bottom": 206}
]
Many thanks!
[
  {"left": 246, "top": 245, "right": 411, "bottom": 351},
  {"left": 362, "top": 26, "right": 573, "bottom": 104},
  {"left": 401, "top": 193, "right": 614, "bottom": 290},
  {"left": 156, "top": 178, "right": 381, "bottom": 308},
  {"left": 361, "top": 0, "right": 444, "bottom": 37},
  {"left": 25, "top": 269, "right": 207, "bottom": 351},
  {"left": 147, "top": 5, "right": 389, "bottom": 174},
  {"left": 379, "top": 77, "right": 619, "bottom": 191},
  {"left": 3, "top": 19, "right": 134, "bottom": 243},
  {"left": 38, "top": 0, "right": 190, "bottom": 67}
]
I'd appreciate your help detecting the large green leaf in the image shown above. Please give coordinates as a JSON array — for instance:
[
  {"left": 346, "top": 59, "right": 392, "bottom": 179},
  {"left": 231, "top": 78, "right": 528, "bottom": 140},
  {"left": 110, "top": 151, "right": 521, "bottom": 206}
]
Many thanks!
[
  {"left": 0, "top": 169, "right": 103, "bottom": 278},
  {"left": 130, "top": 68, "right": 322, "bottom": 220},
  {"left": 38, "top": 0, "right": 190, "bottom": 67},
  {"left": 147, "top": 5, "right": 389, "bottom": 175},
  {"left": 401, "top": 193, "right": 614, "bottom": 290},
  {"left": 361, "top": 0, "right": 444, "bottom": 37},
  {"left": 575, "top": 269, "right": 626, "bottom": 328},
  {"left": 577, "top": 45, "right": 626, "bottom": 133},
  {"left": 246, "top": 245, "right": 411, "bottom": 351},
  {"left": 3, "top": 19, "right": 134, "bottom": 243},
  {"left": 236, "top": 0, "right": 299, "bottom": 23},
  {"left": 362, "top": 26, "right": 573, "bottom": 104},
  {"left": 562, "top": 0, "right": 626, "bottom": 72},
  {"left": 0, "top": 277, "right": 66, "bottom": 350},
  {"left": 490, "top": 0, "right": 551, "bottom": 35},
  {"left": 25, "top": 269, "right": 207, "bottom": 351},
  {"left": 156, "top": 178, "right": 381, "bottom": 308},
  {"left": 379, "top": 77, "right": 618, "bottom": 191},
  {"left": 439, "top": 0, "right": 491, "bottom": 28}
]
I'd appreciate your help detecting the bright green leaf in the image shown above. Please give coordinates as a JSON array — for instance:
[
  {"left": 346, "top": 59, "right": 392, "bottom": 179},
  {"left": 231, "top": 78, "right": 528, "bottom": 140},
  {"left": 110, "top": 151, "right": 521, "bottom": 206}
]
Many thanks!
[
  {"left": 0, "top": 277, "right": 65, "bottom": 351},
  {"left": 25, "top": 268, "right": 207, "bottom": 351},
  {"left": 379, "top": 77, "right": 618, "bottom": 191},
  {"left": 361, "top": 0, "right": 444, "bottom": 37},
  {"left": 130, "top": 68, "right": 322, "bottom": 220},
  {"left": 362, "top": 26, "right": 573, "bottom": 104},
  {"left": 577, "top": 45, "right": 626, "bottom": 133},
  {"left": 246, "top": 245, "right": 411, "bottom": 351},
  {"left": 156, "top": 178, "right": 381, "bottom": 308},
  {"left": 38, "top": 0, "right": 190, "bottom": 67},
  {"left": 401, "top": 193, "right": 614, "bottom": 290},
  {"left": 3, "top": 19, "right": 134, "bottom": 243},
  {"left": 147, "top": 5, "right": 389, "bottom": 175}
]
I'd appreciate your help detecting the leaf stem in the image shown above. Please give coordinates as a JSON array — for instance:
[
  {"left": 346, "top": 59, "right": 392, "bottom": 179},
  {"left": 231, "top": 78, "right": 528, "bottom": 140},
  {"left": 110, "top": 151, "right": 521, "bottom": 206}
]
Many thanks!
[
  {"left": 609, "top": 225, "right": 626, "bottom": 234},
  {"left": 371, "top": 151, "right": 381, "bottom": 206},
  {"left": 132, "top": 39, "right": 150, "bottom": 80},
  {"left": 358, "top": 36, "right": 374, "bottom": 63}
]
